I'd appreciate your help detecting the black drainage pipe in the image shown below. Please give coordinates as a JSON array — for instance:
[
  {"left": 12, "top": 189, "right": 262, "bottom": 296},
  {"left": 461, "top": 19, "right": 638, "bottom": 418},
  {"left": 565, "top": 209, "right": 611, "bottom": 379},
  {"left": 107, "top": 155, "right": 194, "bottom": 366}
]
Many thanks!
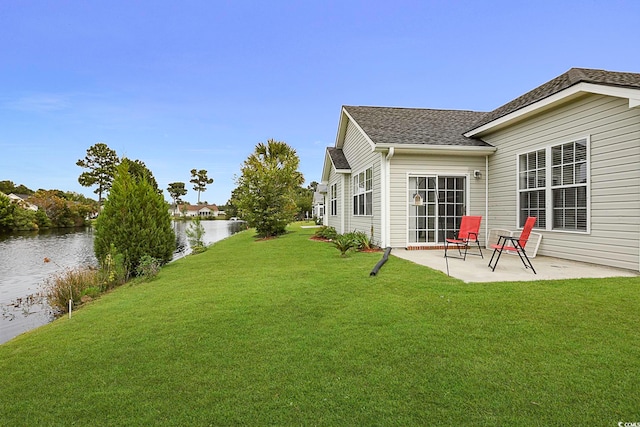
[{"left": 370, "top": 247, "right": 392, "bottom": 276}]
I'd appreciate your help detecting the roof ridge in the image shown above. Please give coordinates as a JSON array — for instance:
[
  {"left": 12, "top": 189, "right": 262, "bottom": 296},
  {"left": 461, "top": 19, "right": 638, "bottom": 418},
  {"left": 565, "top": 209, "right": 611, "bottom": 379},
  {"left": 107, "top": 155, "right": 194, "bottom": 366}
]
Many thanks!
[
  {"left": 345, "top": 105, "right": 485, "bottom": 114},
  {"left": 467, "top": 67, "right": 640, "bottom": 132}
]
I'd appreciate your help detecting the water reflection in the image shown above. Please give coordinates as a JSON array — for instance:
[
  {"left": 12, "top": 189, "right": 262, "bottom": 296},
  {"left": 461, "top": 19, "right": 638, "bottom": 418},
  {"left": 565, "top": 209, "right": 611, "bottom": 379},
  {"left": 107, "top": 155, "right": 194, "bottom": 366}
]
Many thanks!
[
  {"left": 0, "top": 220, "right": 244, "bottom": 344},
  {"left": 172, "top": 220, "right": 246, "bottom": 260}
]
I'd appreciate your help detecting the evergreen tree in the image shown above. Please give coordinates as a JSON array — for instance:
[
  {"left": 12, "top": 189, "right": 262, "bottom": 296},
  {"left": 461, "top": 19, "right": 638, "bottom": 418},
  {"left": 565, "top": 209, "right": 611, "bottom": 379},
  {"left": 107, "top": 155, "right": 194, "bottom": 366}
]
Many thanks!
[
  {"left": 122, "top": 158, "right": 160, "bottom": 193},
  {"left": 0, "top": 180, "right": 34, "bottom": 195},
  {"left": 76, "top": 142, "right": 119, "bottom": 203},
  {"left": 190, "top": 169, "right": 213, "bottom": 204},
  {"left": 94, "top": 161, "right": 175, "bottom": 275},
  {"left": 0, "top": 193, "right": 16, "bottom": 232},
  {"left": 167, "top": 182, "right": 188, "bottom": 214},
  {"left": 185, "top": 215, "right": 206, "bottom": 253}
]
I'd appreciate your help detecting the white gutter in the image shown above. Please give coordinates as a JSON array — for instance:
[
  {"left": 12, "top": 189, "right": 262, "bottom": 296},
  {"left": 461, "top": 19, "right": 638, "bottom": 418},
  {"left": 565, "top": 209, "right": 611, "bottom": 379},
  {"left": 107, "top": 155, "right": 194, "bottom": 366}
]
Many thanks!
[{"left": 374, "top": 144, "right": 495, "bottom": 156}]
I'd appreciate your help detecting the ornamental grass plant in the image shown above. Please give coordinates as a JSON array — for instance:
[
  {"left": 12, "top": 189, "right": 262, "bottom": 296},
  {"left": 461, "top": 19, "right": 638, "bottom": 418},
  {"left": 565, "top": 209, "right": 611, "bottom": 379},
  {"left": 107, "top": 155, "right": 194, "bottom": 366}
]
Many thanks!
[
  {"left": 1, "top": 224, "right": 640, "bottom": 425},
  {"left": 42, "top": 266, "right": 101, "bottom": 313}
]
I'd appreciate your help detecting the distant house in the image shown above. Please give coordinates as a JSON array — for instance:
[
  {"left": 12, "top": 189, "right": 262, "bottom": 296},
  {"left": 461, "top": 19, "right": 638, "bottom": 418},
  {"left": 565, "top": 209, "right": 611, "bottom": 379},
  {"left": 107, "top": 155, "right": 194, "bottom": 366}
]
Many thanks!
[
  {"left": 321, "top": 68, "right": 640, "bottom": 271},
  {"left": 179, "top": 204, "right": 220, "bottom": 217},
  {"left": 312, "top": 186, "right": 326, "bottom": 220},
  {"left": 7, "top": 193, "right": 38, "bottom": 211}
]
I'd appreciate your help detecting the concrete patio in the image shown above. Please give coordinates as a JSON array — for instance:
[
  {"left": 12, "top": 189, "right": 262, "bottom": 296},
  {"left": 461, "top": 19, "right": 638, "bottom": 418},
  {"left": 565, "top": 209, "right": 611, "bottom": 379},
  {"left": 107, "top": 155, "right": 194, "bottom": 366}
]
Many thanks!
[{"left": 391, "top": 247, "right": 638, "bottom": 283}]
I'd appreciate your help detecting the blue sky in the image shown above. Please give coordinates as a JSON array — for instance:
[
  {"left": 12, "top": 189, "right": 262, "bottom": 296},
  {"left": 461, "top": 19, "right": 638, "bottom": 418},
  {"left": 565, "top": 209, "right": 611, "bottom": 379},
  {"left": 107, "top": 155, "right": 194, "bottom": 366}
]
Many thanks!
[{"left": 1, "top": 0, "right": 639, "bottom": 205}]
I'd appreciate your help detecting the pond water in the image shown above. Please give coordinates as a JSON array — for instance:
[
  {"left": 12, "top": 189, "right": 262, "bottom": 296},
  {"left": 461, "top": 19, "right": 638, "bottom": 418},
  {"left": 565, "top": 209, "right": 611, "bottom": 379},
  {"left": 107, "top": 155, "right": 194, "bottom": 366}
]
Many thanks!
[{"left": 0, "top": 220, "right": 245, "bottom": 344}]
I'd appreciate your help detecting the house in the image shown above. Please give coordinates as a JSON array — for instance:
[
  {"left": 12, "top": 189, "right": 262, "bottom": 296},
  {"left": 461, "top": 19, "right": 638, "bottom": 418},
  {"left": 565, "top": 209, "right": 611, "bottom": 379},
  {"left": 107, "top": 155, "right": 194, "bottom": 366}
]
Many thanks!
[
  {"left": 312, "top": 186, "right": 326, "bottom": 220},
  {"left": 321, "top": 68, "right": 640, "bottom": 271},
  {"left": 7, "top": 193, "right": 38, "bottom": 211},
  {"left": 178, "top": 204, "right": 220, "bottom": 217}
]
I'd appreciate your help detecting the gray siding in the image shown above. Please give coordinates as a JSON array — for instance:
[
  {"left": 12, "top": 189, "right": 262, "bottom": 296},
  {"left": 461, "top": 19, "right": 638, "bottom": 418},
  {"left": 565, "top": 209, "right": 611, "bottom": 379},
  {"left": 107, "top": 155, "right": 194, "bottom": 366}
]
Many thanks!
[
  {"left": 482, "top": 94, "right": 640, "bottom": 271},
  {"left": 388, "top": 153, "right": 488, "bottom": 248},
  {"left": 325, "top": 174, "right": 342, "bottom": 232},
  {"left": 341, "top": 121, "right": 383, "bottom": 245}
]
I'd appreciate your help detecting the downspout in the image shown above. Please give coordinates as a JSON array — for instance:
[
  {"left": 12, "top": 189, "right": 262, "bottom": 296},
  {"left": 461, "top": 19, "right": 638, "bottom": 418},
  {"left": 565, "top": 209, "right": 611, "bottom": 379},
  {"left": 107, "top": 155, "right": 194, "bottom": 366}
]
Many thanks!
[
  {"left": 485, "top": 155, "right": 489, "bottom": 247},
  {"left": 323, "top": 192, "right": 328, "bottom": 226},
  {"left": 341, "top": 174, "right": 346, "bottom": 234},
  {"left": 384, "top": 147, "right": 395, "bottom": 247}
]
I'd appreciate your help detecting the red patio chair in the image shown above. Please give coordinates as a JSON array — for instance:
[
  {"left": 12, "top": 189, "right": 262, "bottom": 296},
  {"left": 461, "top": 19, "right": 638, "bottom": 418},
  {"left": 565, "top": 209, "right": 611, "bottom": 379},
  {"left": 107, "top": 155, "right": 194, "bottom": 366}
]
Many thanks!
[
  {"left": 488, "top": 216, "right": 537, "bottom": 274},
  {"left": 444, "top": 215, "right": 483, "bottom": 260}
]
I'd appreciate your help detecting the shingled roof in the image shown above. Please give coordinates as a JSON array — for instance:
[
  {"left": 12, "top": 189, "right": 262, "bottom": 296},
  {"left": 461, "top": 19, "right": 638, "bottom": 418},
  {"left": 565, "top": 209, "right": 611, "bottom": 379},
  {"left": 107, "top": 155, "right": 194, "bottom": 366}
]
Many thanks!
[
  {"left": 343, "top": 106, "right": 492, "bottom": 147},
  {"left": 327, "top": 147, "right": 351, "bottom": 170},
  {"left": 469, "top": 68, "right": 640, "bottom": 131}
]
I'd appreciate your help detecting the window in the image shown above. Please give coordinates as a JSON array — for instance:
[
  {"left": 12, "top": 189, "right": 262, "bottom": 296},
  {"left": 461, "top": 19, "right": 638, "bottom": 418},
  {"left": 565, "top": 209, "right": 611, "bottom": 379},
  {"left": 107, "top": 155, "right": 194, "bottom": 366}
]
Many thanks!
[
  {"left": 330, "top": 183, "right": 337, "bottom": 216},
  {"left": 353, "top": 167, "right": 372, "bottom": 216},
  {"left": 518, "top": 138, "right": 589, "bottom": 232},
  {"left": 518, "top": 149, "right": 546, "bottom": 228},
  {"left": 551, "top": 139, "right": 588, "bottom": 230}
]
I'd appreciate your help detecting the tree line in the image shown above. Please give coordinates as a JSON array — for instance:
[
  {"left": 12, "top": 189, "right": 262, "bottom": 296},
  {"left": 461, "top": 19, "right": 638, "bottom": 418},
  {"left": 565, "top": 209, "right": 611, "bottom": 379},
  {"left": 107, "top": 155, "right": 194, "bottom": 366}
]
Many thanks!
[
  {"left": 3, "top": 138, "right": 317, "bottom": 278},
  {"left": 90, "top": 138, "right": 316, "bottom": 268},
  {"left": 75, "top": 141, "right": 318, "bottom": 231},
  {"left": 0, "top": 181, "right": 99, "bottom": 232}
]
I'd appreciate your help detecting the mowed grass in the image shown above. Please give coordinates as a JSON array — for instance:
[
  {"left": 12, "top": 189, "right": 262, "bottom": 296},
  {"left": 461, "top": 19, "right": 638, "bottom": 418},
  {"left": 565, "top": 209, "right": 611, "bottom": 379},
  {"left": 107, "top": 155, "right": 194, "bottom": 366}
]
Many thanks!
[{"left": 1, "top": 224, "right": 639, "bottom": 425}]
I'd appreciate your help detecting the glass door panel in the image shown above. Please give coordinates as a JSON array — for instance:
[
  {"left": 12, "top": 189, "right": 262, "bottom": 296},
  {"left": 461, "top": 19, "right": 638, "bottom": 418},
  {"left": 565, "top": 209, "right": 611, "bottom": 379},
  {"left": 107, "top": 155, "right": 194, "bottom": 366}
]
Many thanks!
[{"left": 408, "top": 176, "right": 466, "bottom": 244}]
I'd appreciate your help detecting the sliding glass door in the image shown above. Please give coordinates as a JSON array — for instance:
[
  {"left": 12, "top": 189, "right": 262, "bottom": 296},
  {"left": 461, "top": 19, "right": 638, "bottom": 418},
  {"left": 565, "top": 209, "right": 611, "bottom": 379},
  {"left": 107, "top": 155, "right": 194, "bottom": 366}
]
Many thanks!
[{"left": 408, "top": 176, "right": 466, "bottom": 244}]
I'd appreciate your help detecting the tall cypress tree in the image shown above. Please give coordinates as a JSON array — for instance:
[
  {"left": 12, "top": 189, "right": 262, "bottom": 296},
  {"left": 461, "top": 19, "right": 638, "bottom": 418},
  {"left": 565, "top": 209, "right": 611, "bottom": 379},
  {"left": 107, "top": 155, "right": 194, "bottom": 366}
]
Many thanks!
[{"left": 94, "top": 161, "right": 175, "bottom": 274}]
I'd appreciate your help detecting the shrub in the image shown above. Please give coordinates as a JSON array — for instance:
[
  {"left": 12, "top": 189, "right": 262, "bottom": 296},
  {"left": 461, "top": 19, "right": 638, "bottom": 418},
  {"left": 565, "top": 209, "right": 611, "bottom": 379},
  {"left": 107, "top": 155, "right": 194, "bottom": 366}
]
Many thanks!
[
  {"left": 314, "top": 226, "right": 338, "bottom": 240},
  {"left": 332, "top": 233, "right": 356, "bottom": 257},
  {"left": 98, "top": 244, "right": 128, "bottom": 290},
  {"left": 43, "top": 267, "right": 100, "bottom": 314},
  {"left": 351, "top": 231, "right": 373, "bottom": 251},
  {"left": 0, "top": 193, "right": 15, "bottom": 232},
  {"left": 135, "top": 255, "right": 162, "bottom": 280},
  {"left": 12, "top": 207, "right": 38, "bottom": 231}
]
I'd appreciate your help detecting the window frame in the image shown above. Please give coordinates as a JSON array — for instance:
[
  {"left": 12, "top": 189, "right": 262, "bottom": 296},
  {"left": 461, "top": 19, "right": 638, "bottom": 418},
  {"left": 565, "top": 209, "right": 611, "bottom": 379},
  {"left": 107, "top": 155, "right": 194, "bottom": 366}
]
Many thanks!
[
  {"left": 516, "top": 136, "right": 590, "bottom": 233},
  {"left": 406, "top": 174, "right": 468, "bottom": 245},
  {"left": 352, "top": 167, "right": 373, "bottom": 216},
  {"left": 330, "top": 183, "right": 337, "bottom": 216}
]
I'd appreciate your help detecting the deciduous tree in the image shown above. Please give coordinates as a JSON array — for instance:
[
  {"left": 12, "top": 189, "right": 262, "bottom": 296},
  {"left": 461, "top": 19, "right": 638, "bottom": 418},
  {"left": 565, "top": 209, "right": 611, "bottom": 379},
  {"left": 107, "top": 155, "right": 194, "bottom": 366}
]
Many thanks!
[
  {"left": 29, "top": 189, "right": 91, "bottom": 228},
  {"left": 293, "top": 186, "right": 313, "bottom": 220},
  {"left": 234, "top": 139, "right": 304, "bottom": 238},
  {"left": 76, "top": 142, "right": 119, "bottom": 203}
]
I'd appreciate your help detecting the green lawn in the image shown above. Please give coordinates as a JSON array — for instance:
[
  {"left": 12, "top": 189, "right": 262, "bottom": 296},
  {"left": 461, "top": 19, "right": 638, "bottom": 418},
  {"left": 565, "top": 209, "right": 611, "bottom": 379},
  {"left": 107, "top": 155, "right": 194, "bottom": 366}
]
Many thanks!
[{"left": 1, "top": 224, "right": 639, "bottom": 425}]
